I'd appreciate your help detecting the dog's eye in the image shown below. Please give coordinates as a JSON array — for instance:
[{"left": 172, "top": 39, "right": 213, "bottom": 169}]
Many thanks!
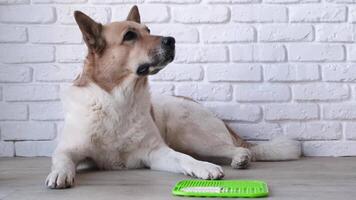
[{"left": 123, "top": 31, "right": 137, "bottom": 41}]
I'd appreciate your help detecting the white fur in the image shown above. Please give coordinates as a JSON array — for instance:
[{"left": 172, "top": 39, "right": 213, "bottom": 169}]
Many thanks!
[
  {"left": 46, "top": 77, "right": 300, "bottom": 189},
  {"left": 46, "top": 78, "right": 224, "bottom": 189},
  {"left": 251, "top": 137, "right": 302, "bottom": 161}
]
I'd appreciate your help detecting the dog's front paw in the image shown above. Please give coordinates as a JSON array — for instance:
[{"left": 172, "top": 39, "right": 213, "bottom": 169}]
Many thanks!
[
  {"left": 183, "top": 161, "right": 224, "bottom": 180},
  {"left": 45, "top": 169, "right": 75, "bottom": 189},
  {"left": 231, "top": 148, "right": 252, "bottom": 169}
]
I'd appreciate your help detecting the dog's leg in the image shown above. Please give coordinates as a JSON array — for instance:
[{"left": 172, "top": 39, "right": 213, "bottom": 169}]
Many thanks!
[
  {"left": 178, "top": 142, "right": 252, "bottom": 169},
  {"left": 230, "top": 147, "right": 253, "bottom": 169},
  {"left": 204, "top": 145, "right": 253, "bottom": 169},
  {"left": 46, "top": 150, "right": 82, "bottom": 189},
  {"left": 146, "top": 146, "right": 224, "bottom": 179}
]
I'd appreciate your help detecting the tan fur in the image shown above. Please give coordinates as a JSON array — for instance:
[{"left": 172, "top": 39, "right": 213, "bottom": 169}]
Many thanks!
[
  {"left": 173, "top": 95, "right": 199, "bottom": 104},
  {"left": 73, "top": 11, "right": 160, "bottom": 93},
  {"left": 134, "top": 76, "right": 148, "bottom": 91},
  {"left": 224, "top": 123, "right": 252, "bottom": 149},
  {"left": 126, "top": 6, "right": 141, "bottom": 23},
  {"left": 150, "top": 105, "right": 156, "bottom": 122}
]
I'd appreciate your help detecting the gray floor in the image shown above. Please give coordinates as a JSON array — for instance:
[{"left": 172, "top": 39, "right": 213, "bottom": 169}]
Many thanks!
[{"left": 0, "top": 157, "right": 355, "bottom": 200}]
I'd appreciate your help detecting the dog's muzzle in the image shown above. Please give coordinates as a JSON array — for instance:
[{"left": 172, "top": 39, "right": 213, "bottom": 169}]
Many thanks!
[
  {"left": 161, "top": 36, "right": 175, "bottom": 60},
  {"left": 136, "top": 37, "right": 175, "bottom": 76}
]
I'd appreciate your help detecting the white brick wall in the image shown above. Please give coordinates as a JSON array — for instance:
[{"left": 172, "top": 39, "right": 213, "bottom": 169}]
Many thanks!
[{"left": 1, "top": 0, "right": 356, "bottom": 157}]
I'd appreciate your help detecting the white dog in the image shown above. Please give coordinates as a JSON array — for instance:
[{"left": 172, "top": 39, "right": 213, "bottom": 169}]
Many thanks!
[{"left": 46, "top": 6, "right": 301, "bottom": 189}]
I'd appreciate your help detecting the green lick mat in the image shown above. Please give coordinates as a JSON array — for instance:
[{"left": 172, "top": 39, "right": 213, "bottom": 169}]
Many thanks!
[{"left": 172, "top": 180, "right": 269, "bottom": 198}]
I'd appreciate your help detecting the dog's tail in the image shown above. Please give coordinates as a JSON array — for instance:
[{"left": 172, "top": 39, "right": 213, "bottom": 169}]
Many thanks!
[
  {"left": 249, "top": 137, "right": 301, "bottom": 161},
  {"left": 226, "top": 124, "right": 302, "bottom": 161}
]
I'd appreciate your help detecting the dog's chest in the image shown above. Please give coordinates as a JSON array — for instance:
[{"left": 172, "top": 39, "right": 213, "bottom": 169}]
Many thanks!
[{"left": 86, "top": 88, "right": 150, "bottom": 169}]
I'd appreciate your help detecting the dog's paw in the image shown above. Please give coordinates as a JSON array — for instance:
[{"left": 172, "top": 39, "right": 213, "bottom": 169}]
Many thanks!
[
  {"left": 45, "top": 169, "right": 75, "bottom": 189},
  {"left": 231, "top": 148, "right": 252, "bottom": 169},
  {"left": 183, "top": 161, "right": 224, "bottom": 180}
]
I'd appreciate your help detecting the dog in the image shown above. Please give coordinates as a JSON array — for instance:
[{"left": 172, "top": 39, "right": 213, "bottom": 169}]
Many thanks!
[{"left": 46, "top": 6, "right": 301, "bottom": 189}]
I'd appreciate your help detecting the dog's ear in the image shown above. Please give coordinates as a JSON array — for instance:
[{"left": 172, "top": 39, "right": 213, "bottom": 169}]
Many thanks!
[
  {"left": 74, "top": 11, "right": 106, "bottom": 54},
  {"left": 126, "top": 5, "right": 141, "bottom": 23}
]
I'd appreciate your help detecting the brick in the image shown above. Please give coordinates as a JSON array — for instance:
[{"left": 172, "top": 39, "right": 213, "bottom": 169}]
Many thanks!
[
  {"left": 111, "top": 5, "right": 132, "bottom": 19},
  {"left": 231, "top": 44, "right": 286, "bottom": 62},
  {"left": 290, "top": 5, "right": 346, "bottom": 22},
  {"left": 0, "top": 0, "right": 30, "bottom": 3},
  {"left": 347, "top": 45, "right": 356, "bottom": 61},
  {"left": 150, "top": 64, "right": 203, "bottom": 81},
  {"left": 209, "top": 0, "right": 260, "bottom": 3},
  {"left": 287, "top": 44, "right": 344, "bottom": 61},
  {"left": 0, "top": 142, "right": 14, "bottom": 157},
  {"left": 316, "top": 25, "right": 356, "bottom": 42},
  {"left": 264, "top": 0, "right": 319, "bottom": 2},
  {"left": 349, "top": 6, "right": 356, "bottom": 23},
  {"left": 149, "top": 24, "right": 199, "bottom": 43},
  {"left": 232, "top": 5, "right": 287, "bottom": 22},
  {"left": 173, "top": 6, "right": 229, "bottom": 23},
  {"left": 55, "top": 121, "right": 64, "bottom": 140},
  {"left": 33, "top": 0, "right": 87, "bottom": 3},
  {"left": 202, "top": 25, "right": 255, "bottom": 43},
  {"left": 58, "top": 6, "right": 111, "bottom": 25},
  {"left": 205, "top": 103, "right": 261, "bottom": 122},
  {"left": 29, "top": 27, "right": 82, "bottom": 44},
  {"left": 3, "top": 85, "right": 59, "bottom": 101},
  {"left": 285, "top": 122, "right": 342, "bottom": 140},
  {"left": 15, "top": 141, "right": 56, "bottom": 156},
  {"left": 148, "top": 0, "right": 199, "bottom": 3},
  {"left": 258, "top": 25, "right": 313, "bottom": 42},
  {"left": 35, "top": 64, "right": 80, "bottom": 82},
  {"left": 175, "top": 45, "right": 228, "bottom": 63},
  {"left": 323, "top": 64, "right": 356, "bottom": 82},
  {"left": 303, "top": 141, "right": 356, "bottom": 156},
  {"left": 345, "top": 123, "right": 356, "bottom": 140},
  {"left": 56, "top": 45, "right": 87, "bottom": 63},
  {"left": 0, "top": 26, "right": 27, "bottom": 42},
  {"left": 59, "top": 83, "right": 72, "bottom": 93},
  {"left": 207, "top": 64, "right": 261, "bottom": 82},
  {"left": 176, "top": 83, "right": 232, "bottom": 101},
  {"left": 114, "top": 5, "right": 169, "bottom": 23},
  {"left": 0, "top": 103, "right": 27, "bottom": 120},
  {"left": 0, "top": 44, "right": 54, "bottom": 63},
  {"left": 149, "top": 83, "right": 174, "bottom": 95},
  {"left": 91, "top": 0, "right": 144, "bottom": 4},
  {"left": 293, "top": 84, "right": 349, "bottom": 101},
  {"left": 235, "top": 84, "right": 290, "bottom": 102},
  {"left": 0, "top": 66, "right": 32, "bottom": 83},
  {"left": 323, "top": 104, "right": 356, "bottom": 120},
  {"left": 330, "top": 0, "right": 356, "bottom": 2},
  {"left": 265, "top": 64, "right": 319, "bottom": 82},
  {"left": 30, "top": 102, "right": 64, "bottom": 120},
  {"left": 0, "top": 6, "right": 55, "bottom": 23},
  {"left": 140, "top": 5, "right": 170, "bottom": 23},
  {"left": 265, "top": 104, "right": 319, "bottom": 121},
  {"left": 228, "top": 122, "right": 283, "bottom": 140},
  {"left": 1, "top": 122, "right": 56, "bottom": 141}
]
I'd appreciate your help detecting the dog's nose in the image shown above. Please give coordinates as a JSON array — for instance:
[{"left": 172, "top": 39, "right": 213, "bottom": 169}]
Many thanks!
[{"left": 161, "top": 37, "right": 175, "bottom": 48}]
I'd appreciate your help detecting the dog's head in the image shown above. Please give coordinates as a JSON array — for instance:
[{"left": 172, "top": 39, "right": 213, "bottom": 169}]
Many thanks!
[{"left": 74, "top": 6, "right": 175, "bottom": 80}]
